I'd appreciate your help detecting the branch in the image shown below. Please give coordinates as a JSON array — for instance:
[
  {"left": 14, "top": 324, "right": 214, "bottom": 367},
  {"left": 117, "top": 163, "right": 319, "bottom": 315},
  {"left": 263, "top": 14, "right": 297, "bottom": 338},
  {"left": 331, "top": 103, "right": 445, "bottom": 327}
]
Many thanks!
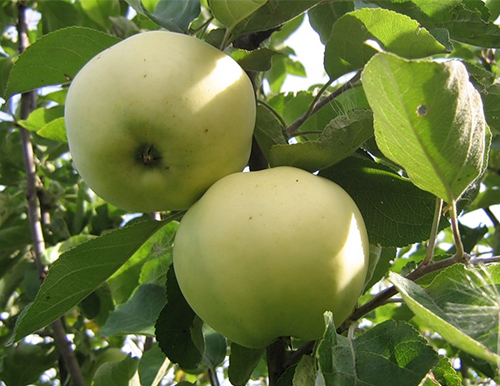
[
  {"left": 285, "top": 253, "right": 500, "bottom": 368},
  {"left": 284, "top": 71, "right": 361, "bottom": 137},
  {"left": 16, "top": 2, "right": 87, "bottom": 386},
  {"left": 266, "top": 338, "right": 288, "bottom": 386}
]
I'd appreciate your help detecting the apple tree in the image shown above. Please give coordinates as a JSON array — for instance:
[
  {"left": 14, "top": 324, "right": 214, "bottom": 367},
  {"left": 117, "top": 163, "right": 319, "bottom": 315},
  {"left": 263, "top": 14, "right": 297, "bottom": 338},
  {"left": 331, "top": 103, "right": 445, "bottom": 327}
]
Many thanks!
[{"left": 1, "top": 0, "right": 500, "bottom": 385}]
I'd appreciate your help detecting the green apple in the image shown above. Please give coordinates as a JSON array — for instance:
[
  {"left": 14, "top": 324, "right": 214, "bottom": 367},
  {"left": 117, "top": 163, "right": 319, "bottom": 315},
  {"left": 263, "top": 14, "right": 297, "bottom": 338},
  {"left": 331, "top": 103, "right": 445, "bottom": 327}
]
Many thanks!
[
  {"left": 65, "top": 31, "right": 256, "bottom": 212},
  {"left": 173, "top": 166, "right": 370, "bottom": 349}
]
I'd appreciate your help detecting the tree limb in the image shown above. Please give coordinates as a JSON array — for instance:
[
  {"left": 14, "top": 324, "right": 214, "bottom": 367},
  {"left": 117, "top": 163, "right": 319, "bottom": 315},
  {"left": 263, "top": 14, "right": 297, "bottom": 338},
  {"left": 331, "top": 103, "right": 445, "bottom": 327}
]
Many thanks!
[{"left": 16, "top": 2, "right": 87, "bottom": 385}]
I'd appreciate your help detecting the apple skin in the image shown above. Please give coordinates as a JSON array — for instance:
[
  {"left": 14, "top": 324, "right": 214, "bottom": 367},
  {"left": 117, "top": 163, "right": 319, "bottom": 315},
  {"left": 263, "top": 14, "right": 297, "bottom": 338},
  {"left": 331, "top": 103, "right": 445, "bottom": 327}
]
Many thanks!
[
  {"left": 173, "top": 166, "right": 370, "bottom": 349},
  {"left": 65, "top": 31, "right": 256, "bottom": 212}
]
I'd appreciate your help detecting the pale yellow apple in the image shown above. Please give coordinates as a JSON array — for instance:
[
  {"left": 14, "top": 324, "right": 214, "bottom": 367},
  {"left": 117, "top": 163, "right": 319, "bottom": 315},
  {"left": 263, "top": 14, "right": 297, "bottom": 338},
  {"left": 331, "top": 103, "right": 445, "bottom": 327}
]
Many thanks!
[
  {"left": 173, "top": 166, "right": 370, "bottom": 349},
  {"left": 65, "top": 31, "right": 256, "bottom": 212}
]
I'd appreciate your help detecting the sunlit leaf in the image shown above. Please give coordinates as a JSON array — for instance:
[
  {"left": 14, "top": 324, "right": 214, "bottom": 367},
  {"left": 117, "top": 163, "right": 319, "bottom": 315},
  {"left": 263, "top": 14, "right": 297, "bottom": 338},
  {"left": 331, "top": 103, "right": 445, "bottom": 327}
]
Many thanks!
[
  {"left": 362, "top": 53, "right": 490, "bottom": 203},
  {"left": 371, "top": 0, "right": 500, "bottom": 48},
  {"left": 5, "top": 26, "right": 120, "bottom": 98},
  {"left": 389, "top": 265, "right": 500, "bottom": 365},
  {"left": 324, "top": 8, "right": 447, "bottom": 81}
]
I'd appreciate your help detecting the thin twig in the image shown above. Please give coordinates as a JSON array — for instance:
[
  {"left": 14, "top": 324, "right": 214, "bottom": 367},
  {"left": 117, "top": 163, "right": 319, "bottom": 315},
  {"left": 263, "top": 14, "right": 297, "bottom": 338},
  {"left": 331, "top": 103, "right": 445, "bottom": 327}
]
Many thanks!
[
  {"left": 449, "top": 201, "right": 465, "bottom": 262},
  {"left": 16, "top": 2, "right": 86, "bottom": 386},
  {"left": 284, "top": 71, "right": 361, "bottom": 137},
  {"left": 207, "top": 368, "right": 220, "bottom": 386},
  {"left": 483, "top": 207, "right": 500, "bottom": 228},
  {"left": 423, "top": 197, "right": 444, "bottom": 265}
]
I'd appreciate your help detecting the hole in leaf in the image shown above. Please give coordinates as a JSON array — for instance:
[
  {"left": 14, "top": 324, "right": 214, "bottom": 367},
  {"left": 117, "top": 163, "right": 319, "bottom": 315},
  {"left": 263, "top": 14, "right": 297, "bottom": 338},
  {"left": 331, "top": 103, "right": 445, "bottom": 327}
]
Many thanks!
[{"left": 416, "top": 104, "right": 428, "bottom": 116}]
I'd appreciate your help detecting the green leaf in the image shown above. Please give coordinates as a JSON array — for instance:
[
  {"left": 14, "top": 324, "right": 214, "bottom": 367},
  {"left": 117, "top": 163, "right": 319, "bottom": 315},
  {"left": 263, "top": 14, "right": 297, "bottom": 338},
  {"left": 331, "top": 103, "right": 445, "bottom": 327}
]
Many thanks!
[
  {"left": 364, "top": 247, "right": 396, "bottom": 292},
  {"left": 8, "top": 219, "right": 167, "bottom": 344},
  {"left": 362, "top": 53, "right": 490, "bottom": 203},
  {"left": 324, "top": 8, "right": 447, "bottom": 81},
  {"left": 138, "top": 343, "right": 171, "bottom": 386},
  {"left": 39, "top": 1, "right": 83, "bottom": 34},
  {"left": 292, "top": 355, "right": 316, "bottom": 386},
  {"left": 0, "top": 56, "right": 14, "bottom": 98},
  {"left": 232, "top": 0, "right": 321, "bottom": 36},
  {"left": 270, "top": 109, "right": 373, "bottom": 172},
  {"left": 320, "top": 157, "right": 444, "bottom": 247},
  {"left": 253, "top": 105, "right": 287, "bottom": 163},
  {"left": 18, "top": 105, "right": 64, "bottom": 132},
  {"left": 125, "top": 0, "right": 200, "bottom": 33},
  {"left": 0, "top": 342, "right": 59, "bottom": 386},
  {"left": 202, "top": 326, "right": 226, "bottom": 368},
  {"left": 155, "top": 265, "right": 202, "bottom": 370},
  {"left": 5, "top": 26, "right": 120, "bottom": 98},
  {"left": 92, "top": 354, "right": 140, "bottom": 386},
  {"left": 108, "top": 221, "right": 177, "bottom": 304},
  {"left": 101, "top": 284, "right": 167, "bottom": 336},
  {"left": 37, "top": 117, "right": 67, "bottom": 142},
  {"left": 80, "top": 0, "right": 121, "bottom": 29},
  {"left": 308, "top": 0, "right": 354, "bottom": 44},
  {"left": 389, "top": 267, "right": 500, "bottom": 365},
  {"left": 228, "top": 343, "right": 265, "bottom": 386},
  {"left": 231, "top": 47, "right": 282, "bottom": 72},
  {"left": 371, "top": 0, "right": 500, "bottom": 48},
  {"left": 208, "top": 0, "right": 267, "bottom": 31},
  {"left": 0, "top": 223, "right": 32, "bottom": 251},
  {"left": 318, "top": 316, "right": 438, "bottom": 386},
  {"left": 431, "top": 356, "right": 462, "bottom": 386},
  {"left": 483, "top": 83, "right": 500, "bottom": 131}
]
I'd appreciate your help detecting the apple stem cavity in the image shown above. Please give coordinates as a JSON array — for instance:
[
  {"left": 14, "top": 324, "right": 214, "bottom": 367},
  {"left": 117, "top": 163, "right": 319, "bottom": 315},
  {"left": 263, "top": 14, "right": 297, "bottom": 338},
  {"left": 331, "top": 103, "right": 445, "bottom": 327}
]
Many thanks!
[{"left": 136, "top": 144, "right": 162, "bottom": 168}]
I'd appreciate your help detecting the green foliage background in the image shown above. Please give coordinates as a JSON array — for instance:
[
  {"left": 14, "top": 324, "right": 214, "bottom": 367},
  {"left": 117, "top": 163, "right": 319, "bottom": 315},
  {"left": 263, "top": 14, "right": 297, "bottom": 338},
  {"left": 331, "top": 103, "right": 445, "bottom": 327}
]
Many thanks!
[{"left": 1, "top": 0, "right": 500, "bottom": 385}]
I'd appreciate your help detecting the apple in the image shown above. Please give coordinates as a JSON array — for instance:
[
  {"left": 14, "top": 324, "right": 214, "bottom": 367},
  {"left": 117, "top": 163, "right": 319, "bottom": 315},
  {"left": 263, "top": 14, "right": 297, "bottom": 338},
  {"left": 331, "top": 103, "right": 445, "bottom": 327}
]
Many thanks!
[
  {"left": 173, "top": 166, "right": 370, "bottom": 349},
  {"left": 65, "top": 31, "right": 256, "bottom": 212}
]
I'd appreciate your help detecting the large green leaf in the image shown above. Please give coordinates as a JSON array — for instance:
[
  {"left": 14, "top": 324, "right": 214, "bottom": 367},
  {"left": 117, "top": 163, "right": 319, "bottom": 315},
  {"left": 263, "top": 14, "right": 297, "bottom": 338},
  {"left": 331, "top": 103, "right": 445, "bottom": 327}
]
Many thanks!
[
  {"left": 5, "top": 26, "right": 120, "bottom": 98},
  {"left": 320, "top": 157, "right": 444, "bottom": 247},
  {"left": 270, "top": 110, "right": 373, "bottom": 172},
  {"left": 208, "top": 0, "right": 266, "bottom": 32},
  {"left": 324, "top": 8, "right": 447, "bottom": 81},
  {"left": 8, "top": 219, "right": 167, "bottom": 344},
  {"left": 318, "top": 314, "right": 438, "bottom": 385},
  {"left": 362, "top": 53, "right": 490, "bottom": 203},
  {"left": 370, "top": 0, "right": 500, "bottom": 48},
  {"left": 389, "top": 265, "right": 500, "bottom": 365}
]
